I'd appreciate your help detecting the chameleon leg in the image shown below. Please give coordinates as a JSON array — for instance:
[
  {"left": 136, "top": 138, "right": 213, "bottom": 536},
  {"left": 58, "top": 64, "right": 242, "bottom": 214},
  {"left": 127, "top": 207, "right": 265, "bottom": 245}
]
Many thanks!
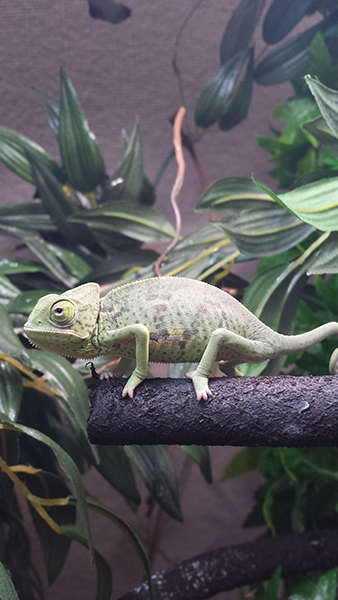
[
  {"left": 186, "top": 329, "right": 270, "bottom": 401},
  {"left": 103, "top": 324, "right": 149, "bottom": 398}
]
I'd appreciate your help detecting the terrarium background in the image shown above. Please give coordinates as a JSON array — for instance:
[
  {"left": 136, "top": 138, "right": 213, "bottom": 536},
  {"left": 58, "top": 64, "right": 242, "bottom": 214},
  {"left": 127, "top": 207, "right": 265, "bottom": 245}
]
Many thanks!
[{"left": 0, "top": 1, "right": 321, "bottom": 599}]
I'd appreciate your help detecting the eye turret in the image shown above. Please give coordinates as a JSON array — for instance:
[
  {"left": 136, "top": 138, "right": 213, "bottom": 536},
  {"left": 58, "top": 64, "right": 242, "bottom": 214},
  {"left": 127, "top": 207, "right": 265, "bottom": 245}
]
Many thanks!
[{"left": 50, "top": 299, "right": 76, "bottom": 326}]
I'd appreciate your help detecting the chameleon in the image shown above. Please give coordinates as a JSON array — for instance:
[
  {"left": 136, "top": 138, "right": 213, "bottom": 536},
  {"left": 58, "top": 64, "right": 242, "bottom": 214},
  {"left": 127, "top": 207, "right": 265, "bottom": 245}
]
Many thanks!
[{"left": 24, "top": 276, "right": 338, "bottom": 401}]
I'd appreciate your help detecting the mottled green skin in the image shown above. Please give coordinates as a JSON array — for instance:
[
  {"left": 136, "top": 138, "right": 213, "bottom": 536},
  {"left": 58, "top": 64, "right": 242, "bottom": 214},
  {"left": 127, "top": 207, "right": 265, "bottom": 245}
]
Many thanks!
[{"left": 24, "top": 277, "right": 338, "bottom": 400}]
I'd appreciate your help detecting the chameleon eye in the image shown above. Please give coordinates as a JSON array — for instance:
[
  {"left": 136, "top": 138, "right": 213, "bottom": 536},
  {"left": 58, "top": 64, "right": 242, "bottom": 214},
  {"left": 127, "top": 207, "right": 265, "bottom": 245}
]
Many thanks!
[{"left": 50, "top": 299, "right": 76, "bottom": 326}]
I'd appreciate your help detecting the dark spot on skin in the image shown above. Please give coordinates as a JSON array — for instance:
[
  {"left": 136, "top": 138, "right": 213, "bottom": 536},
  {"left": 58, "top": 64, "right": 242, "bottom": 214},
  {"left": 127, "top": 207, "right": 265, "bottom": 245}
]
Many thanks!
[{"left": 179, "top": 341, "right": 186, "bottom": 349}]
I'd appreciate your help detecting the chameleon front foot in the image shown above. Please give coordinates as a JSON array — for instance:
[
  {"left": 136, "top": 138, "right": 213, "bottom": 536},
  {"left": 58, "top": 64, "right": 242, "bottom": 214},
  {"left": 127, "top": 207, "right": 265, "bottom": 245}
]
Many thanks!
[
  {"left": 122, "top": 370, "right": 146, "bottom": 399},
  {"left": 186, "top": 370, "right": 212, "bottom": 401}
]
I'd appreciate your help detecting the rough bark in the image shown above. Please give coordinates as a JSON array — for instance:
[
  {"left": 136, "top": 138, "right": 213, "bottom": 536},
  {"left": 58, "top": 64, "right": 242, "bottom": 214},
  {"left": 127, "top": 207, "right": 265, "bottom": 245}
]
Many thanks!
[
  {"left": 118, "top": 529, "right": 338, "bottom": 600},
  {"left": 87, "top": 375, "right": 338, "bottom": 446}
]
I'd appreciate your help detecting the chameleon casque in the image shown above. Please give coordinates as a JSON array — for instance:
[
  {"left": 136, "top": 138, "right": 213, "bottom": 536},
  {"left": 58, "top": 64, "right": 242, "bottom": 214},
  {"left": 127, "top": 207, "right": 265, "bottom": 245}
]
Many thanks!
[{"left": 24, "top": 277, "right": 338, "bottom": 401}]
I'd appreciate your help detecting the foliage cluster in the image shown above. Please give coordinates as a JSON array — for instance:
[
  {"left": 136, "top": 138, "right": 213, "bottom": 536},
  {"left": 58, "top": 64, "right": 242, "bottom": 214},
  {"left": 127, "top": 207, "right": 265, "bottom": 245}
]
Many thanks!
[{"left": 1, "top": 1, "right": 338, "bottom": 599}]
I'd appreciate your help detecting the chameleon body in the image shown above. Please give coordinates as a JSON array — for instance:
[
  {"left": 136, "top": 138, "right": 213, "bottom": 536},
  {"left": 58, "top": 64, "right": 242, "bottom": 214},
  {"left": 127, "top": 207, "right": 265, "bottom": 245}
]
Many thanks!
[{"left": 24, "top": 277, "right": 338, "bottom": 400}]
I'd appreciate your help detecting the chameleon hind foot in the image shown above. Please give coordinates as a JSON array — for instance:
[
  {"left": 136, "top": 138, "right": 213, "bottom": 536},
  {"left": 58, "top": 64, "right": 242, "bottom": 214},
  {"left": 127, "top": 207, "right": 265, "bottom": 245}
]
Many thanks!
[{"left": 185, "top": 369, "right": 212, "bottom": 401}]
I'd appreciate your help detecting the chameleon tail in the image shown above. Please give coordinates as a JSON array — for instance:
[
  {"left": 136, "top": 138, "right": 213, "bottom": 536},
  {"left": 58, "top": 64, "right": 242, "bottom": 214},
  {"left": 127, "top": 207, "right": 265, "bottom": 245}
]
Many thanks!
[{"left": 277, "top": 322, "right": 338, "bottom": 374}]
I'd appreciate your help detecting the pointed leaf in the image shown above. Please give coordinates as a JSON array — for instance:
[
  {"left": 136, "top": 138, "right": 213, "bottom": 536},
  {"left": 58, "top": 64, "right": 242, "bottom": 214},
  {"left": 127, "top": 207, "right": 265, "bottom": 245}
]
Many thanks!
[
  {"left": 303, "top": 116, "right": 338, "bottom": 160},
  {"left": 254, "top": 13, "right": 338, "bottom": 86},
  {"left": 29, "top": 152, "right": 90, "bottom": 243},
  {"left": 96, "top": 445, "right": 141, "bottom": 506},
  {"left": 0, "top": 275, "right": 21, "bottom": 306},
  {"left": 213, "top": 203, "right": 314, "bottom": 257},
  {"left": 101, "top": 120, "right": 145, "bottom": 204},
  {"left": 305, "top": 75, "right": 338, "bottom": 140},
  {"left": 0, "top": 305, "right": 30, "bottom": 365},
  {"left": 195, "top": 50, "right": 248, "bottom": 128},
  {"left": 0, "top": 126, "right": 64, "bottom": 184},
  {"left": 0, "top": 361, "right": 23, "bottom": 422},
  {"left": 0, "top": 199, "right": 55, "bottom": 231},
  {"left": 196, "top": 177, "right": 273, "bottom": 212},
  {"left": 180, "top": 445, "right": 212, "bottom": 483},
  {"left": 32, "top": 87, "right": 60, "bottom": 134},
  {"left": 69, "top": 201, "right": 175, "bottom": 243},
  {"left": 256, "top": 176, "right": 338, "bottom": 231},
  {"left": 0, "top": 561, "right": 19, "bottom": 600},
  {"left": 219, "top": 47, "right": 254, "bottom": 131},
  {"left": 220, "top": 0, "right": 266, "bottom": 64},
  {"left": 72, "top": 496, "right": 152, "bottom": 595},
  {"left": 263, "top": 0, "right": 315, "bottom": 44},
  {"left": 26, "top": 471, "right": 75, "bottom": 585},
  {"left": 289, "top": 568, "right": 338, "bottom": 600},
  {"left": 307, "top": 231, "right": 338, "bottom": 274},
  {"left": 223, "top": 447, "right": 261, "bottom": 479},
  {"left": 61, "top": 524, "right": 112, "bottom": 600},
  {"left": 0, "top": 226, "right": 79, "bottom": 286},
  {"left": 0, "top": 258, "right": 42, "bottom": 276},
  {"left": 0, "top": 419, "right": 91, "bottom": 551},
  {"left": 58, "top": 68, "right": 105, "bottom": 193},
  {"left": 27, "top": 350, "right": 93, "bottom": 450},
  {"left": 124, "top": 445, "right": 183, "bottom": 521}
]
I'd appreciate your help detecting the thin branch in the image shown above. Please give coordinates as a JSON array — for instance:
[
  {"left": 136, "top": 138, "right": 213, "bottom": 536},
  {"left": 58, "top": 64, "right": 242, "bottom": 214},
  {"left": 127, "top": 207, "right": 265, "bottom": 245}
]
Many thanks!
[
  {"left": 118, "top": 528, "right": 338, "bottom": 600},
  {"left": 87, "top": 374, "right": 338, "bottom": 447}
]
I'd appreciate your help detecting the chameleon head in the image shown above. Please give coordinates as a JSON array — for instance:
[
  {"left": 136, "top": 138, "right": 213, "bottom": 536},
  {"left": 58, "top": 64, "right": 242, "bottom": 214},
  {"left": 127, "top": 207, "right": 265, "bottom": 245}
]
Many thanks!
[{"left": 23, "top": 282, "right": 100, "bottom": 357}]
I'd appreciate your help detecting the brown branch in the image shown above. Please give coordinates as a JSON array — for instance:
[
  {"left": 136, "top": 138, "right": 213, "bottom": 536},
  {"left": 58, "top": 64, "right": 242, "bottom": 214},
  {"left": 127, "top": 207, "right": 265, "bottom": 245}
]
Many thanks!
[
  {"left": 118, "top": 528, "right": 338, "bottom": 600},
  {"left": 87, "top": 375, "right": 338, "bottom": 447}
]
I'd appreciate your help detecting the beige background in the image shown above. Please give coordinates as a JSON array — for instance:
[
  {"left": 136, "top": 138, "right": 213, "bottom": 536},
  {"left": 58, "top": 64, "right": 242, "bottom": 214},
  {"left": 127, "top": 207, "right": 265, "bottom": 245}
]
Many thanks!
[{"left": 0, "top": 1, "right": 320, "bottom": 599}]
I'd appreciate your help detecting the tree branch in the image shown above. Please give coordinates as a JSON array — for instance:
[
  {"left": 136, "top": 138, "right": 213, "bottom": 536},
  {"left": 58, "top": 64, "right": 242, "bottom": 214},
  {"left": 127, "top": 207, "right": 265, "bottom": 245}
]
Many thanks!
[
  {"left": 118, "top": 528, "right": 338, "bottom": 600},
  {"left": 87, "top": 375, "right": 338, "bottom": 446}
]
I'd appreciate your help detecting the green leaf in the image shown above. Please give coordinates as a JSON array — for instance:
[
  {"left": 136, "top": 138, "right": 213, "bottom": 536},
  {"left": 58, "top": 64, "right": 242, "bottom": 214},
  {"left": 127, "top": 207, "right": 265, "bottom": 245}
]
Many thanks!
[
  {"left": 69, "top": 201, "right": 175, "bottom": 243},
  {"left": 0, "top": 304, "right": 30, "bottom": 365},
  {"left": 213, "top": 202, "right": 313, "bottom": 258},
  {"left": 263, "top": 0, "right": 315, "bottom": 44},
  {"left": 0, "top": 275, "right": 21, "bottom": 306},
  {"left": 125, "top": 445, "right": 183, "bottom": 521},
  {"left": 181, "top": 445, "right": 212, "bottom": 483},
  {"left": 219, "top": 47, "right": 254, "bottom": 131},
  {"left": 223, "top": 447, "right": 261, "bottom": 479},
  {"left": 195, "top": 50, "right": 248, "bottom": 128},
  {"left": 256, "top": 176, "right": 338, "bottom": 231},
  {"left": 71, "top": 496, "right": 152, "bottom": 598},
  {"left": 26, "top": 471, "right": 75, "bottom": 585},
  {"left": 289, "top": 568, "right": 338, "bottom": 600},
  {"left": 196, "top": 177, "right": 273, "bottom": 212},
  {"left": 0, "top": 418, "right": 92, "bottom": 553},
  {"left": 306, "top": 75, "right": 338, "bottom": 141},
  {"left": 0, "top": 361, "right": 23, "bottom": 422},
  {"left": 62, "top": 524, "right": 112, "bottom": 600},
  {"left": 254, "top": 15, "right": 336, "bottom": 86},
  {"left": 26, "top": 350, "right": 95, "bottom": 457},
  {"left": 303, "top": 116, "right": 338, "bottom": 161},
  {"left": 0, "top": 258, "right": 42, "bottom": 276},
  {"left": 240, "top": 249, "right": 313, "bottom": 375},
  {"left": 307, "top": 231, "right": 338, "bottom": 274},
  {"left": 32, "top": 87, "right": 60, "bottom": 134},
  {"left": 29, "top": 152, "right": 90, "bottom": 244},
  {"left": 220, "top": 0, "right": 265, "bottom": 64},
  {"left": 0, "top": 561, "right": 20, "bottom": 600},
  {"left": 96, "top": 445, "right": 141, "bottom": 506},
  {"left": 102, "top": 119, "right": 145, "bottom": 204},
  {"left": 0, "top": 199, "right": 56, "bottom": 231},
  {"left": 58, "top": 68, "right": 105, "bottom": 193},
  {"left": 0, "top": 226, "right": 79, "bottom": 287},
  {"left": 0, "top": 126, "right": 64, "bottom": 184}
]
